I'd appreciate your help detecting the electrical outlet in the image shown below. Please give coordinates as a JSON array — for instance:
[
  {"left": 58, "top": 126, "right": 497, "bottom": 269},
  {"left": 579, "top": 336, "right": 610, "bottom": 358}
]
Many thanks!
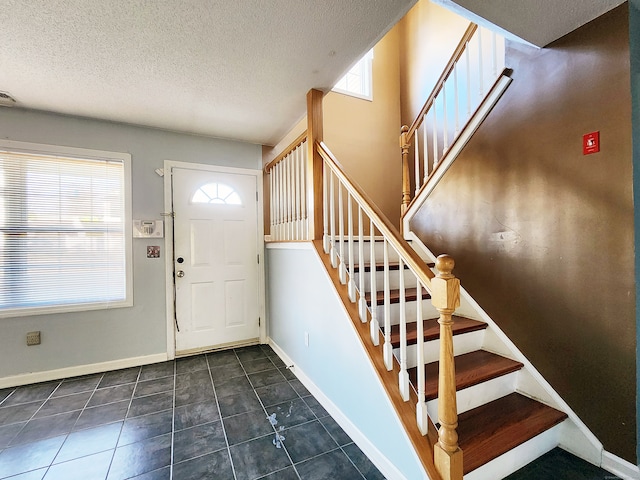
[
  {"left": 26, "top": 331, "right": 41, "bottom": 346},
  {"left": 304, "top": 332, "right": 309, "bottom": 347}
]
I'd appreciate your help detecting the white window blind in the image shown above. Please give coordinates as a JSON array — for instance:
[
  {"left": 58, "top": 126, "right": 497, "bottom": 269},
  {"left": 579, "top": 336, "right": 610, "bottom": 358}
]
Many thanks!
[{"left": 0, "top": 144, "right": 132, "bottom": 317}]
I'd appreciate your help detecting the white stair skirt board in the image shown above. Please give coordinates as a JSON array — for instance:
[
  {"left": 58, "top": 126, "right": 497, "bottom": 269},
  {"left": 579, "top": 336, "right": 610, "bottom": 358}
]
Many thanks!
[
  {"left": 464, "top": 424, "right": 562, "bottom": 480},
  {"left": 267, "top": 338, "right": 416, "bottom": 480},
  {"left": 402, "top": 74, "right": 513, "bottom": 233},
  {"left": 0, "top": 353, "right": 169, "bottom": 389}
]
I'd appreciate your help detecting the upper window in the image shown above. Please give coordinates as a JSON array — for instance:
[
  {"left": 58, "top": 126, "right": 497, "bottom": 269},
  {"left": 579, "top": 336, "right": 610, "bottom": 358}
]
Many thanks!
[
  {"left": 0, "top": 140, "right": 132, "bottom": 318},
  {"left": 332, "top": 49, "right": 374, "bottom": 100},
  {"left": 192, "top": 182, "right": 242, "bottom": 205}
]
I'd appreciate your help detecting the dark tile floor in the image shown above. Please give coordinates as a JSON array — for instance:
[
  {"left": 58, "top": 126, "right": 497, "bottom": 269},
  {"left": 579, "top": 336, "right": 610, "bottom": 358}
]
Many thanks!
[
  {"left": 505, "top": 448, "right": 620, "bottom": 480},
  {"left": 0, "top": 345, "right": 385, "bottom": 480}
]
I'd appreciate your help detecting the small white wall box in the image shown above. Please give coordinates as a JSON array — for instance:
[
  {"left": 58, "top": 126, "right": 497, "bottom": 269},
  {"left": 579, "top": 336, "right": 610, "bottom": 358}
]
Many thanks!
[{"left": 133, "top": 220, "right": 164, "bottom": 238}]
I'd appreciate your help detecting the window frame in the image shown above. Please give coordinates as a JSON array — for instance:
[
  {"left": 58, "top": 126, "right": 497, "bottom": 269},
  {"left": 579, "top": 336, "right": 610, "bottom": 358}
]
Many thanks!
[
  {"left": 332, "top": 49, "right": 374, "bottom": 101},
  {"left": 0, "top": 139, "right": 133, "bottom": 318}
]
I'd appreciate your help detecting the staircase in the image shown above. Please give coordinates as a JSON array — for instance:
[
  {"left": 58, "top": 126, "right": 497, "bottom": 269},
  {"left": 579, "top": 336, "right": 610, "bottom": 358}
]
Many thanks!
[
  {"left": 339, "top": 240, "right": 574, "bottom": 478},
  {"left": 265, "top": 118, "right": 602, "bottom": 478},
  {"left": 265, "top": 65, "right": 605, "bottom": 477}
]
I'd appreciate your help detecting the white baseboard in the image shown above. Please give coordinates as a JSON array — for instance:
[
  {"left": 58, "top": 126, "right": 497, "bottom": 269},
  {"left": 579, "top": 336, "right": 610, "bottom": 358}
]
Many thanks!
[
  {"left": 0, "top": 353, "right": 169, "bottom": 389},
  {"left": 602, "top": 450, "right": 640, "bottom": 480},
  {"left": 267, "top": 338, "right": 411, "bottom": 480}
]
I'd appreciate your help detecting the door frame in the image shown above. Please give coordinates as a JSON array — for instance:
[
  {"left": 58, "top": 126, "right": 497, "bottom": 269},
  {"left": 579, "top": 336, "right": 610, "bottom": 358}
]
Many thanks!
[{"left": 163, "top": 160, "right": 266, "bottom": 360}]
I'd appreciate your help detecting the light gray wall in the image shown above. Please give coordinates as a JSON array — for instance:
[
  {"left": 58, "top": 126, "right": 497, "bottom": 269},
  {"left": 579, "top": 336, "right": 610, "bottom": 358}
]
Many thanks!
[
  {"left": 0, "top": 108, "right": 261, "bottom": 379},
  {"left": 266, "top": 245, "right": 426, "bottom": 480}
]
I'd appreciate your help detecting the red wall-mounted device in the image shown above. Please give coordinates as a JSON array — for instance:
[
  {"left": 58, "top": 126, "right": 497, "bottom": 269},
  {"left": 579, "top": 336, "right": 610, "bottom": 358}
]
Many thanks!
[{"left": 583, "top": 131, "right": 600, "bottom": 155}]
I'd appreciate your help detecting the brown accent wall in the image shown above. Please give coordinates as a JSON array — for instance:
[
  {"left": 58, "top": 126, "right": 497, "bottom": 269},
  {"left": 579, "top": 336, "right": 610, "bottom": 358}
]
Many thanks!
[{"left": 409, "top": 6, "right": 636, "bottom": 462}]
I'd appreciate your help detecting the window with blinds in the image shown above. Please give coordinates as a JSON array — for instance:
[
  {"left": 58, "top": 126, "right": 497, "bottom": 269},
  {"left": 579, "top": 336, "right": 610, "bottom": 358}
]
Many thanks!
[{"left": 0, "top": 141, "right": 132, "bottom": 317}]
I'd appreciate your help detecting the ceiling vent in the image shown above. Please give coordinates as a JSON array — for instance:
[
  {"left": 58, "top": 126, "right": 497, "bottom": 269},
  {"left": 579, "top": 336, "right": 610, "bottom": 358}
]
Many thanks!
[{"left": 0, "top": 91, "right": 16, "bottom": 107}]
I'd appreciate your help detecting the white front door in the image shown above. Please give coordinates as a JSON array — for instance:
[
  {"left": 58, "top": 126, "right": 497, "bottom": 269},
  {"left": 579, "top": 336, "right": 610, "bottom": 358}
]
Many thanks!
[{"left": 172, "top": 166, "right": 260, "bottom": 353}]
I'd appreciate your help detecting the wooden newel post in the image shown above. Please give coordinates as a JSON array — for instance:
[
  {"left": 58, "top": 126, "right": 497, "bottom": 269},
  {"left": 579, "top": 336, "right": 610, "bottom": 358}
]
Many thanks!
[
  {"left": 307, "top": 89, "right": 324, "bottom": 241},
  {"left": 432, "top": 254, "right": 463, "bottom": 480},
  {"left": 399, "top": 125, "right": 411, "bottom": 215}
]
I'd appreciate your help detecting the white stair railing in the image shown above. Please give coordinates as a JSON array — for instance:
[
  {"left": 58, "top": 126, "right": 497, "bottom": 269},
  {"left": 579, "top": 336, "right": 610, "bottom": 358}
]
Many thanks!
[
  {"left": 318, "top": 142, "right": 462, "bottom": 478},
  {"left": 401, "top": 23, "right": 506, "bottom": 214},
  {"left": 264, "top": 132, "right": 309, "bottom": 241}
]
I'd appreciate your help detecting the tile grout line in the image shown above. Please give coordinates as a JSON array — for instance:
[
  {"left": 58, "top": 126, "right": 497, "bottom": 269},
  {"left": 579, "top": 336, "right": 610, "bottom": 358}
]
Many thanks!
[
  {"left": 104, "top": 366, "right": 143, "bottom": 480},
  {"left": 2, "top": 380, "right": 66, "bottom": 479},
  {"left": 52, "top": 372, "right": 108, "bottom": 471},
  {"left": 207, "top": 351, "right": 239, "bottom": 480},
  {"left": 169, "top": 359, "right": 177, "bottom": 480},
  {"left": 311, "top": 409, "right": 365, "bottom": 476},
  {"left": 245, "top": 348, "right": 303, "bottom": 480}
]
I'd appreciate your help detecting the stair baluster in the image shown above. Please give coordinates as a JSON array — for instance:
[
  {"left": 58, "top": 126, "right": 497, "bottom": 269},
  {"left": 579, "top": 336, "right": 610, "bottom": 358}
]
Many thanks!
[
  {"left": 369, "top": 221, "right": 380, "bottom": 346},
  {"left": 322, "top": 146, "right": 329, "bottom": 252},
  {"left": 415, "top": 276, "right": 429, "bottom": 435},
  {"left": 329, "top": 171, "right": 337, "bottom": 267},
  {"left": 398, "top": 258, "right": 410, "bottom": 401},
  {"left": 338, "top": 183, "right": 346, "bottom": 284},
  {"left": 347, "top": 193, "right": 356, "bottom": 300},
  {"left": 357, "top": 207, "right": 367, "bottom": 321},
  {"left": 382, "top": 238, "right": 393, "bottom": 371}
]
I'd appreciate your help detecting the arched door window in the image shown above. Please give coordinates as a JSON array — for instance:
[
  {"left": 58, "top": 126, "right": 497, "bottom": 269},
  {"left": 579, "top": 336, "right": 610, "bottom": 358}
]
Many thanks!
[{"left": 192, "top": 182, "right": 242, "bottom": 205}]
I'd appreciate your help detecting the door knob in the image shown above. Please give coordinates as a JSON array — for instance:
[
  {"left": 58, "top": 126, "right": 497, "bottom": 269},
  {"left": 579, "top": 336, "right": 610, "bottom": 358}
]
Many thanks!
[{"left": 176, "top": 270, "right": 185, "bottom": 278}]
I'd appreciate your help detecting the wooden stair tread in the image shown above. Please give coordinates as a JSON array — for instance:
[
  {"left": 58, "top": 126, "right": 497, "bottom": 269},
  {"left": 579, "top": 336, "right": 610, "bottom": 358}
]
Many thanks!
[
  {"left": 365, "top": 287, "right": 430, "bottom": 305},
  {"left": 388, "top": 316, "right": 486, "bottom": 348},
  {"left": 408, "top": 350, "right": 523, "bottom": 400},
  {"left": 353, "top": 261, "right": 435, "bottom": 273},
  {"left": 457, "top": 392, "right": 568, "bottom": 474}
]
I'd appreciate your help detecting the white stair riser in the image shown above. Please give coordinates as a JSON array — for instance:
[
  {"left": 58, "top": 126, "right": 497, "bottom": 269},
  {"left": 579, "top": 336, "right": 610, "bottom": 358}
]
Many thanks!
[
  {"left": 354, "top": 267, "right": 424, "bottom": 293},
  {"left": 464, "top": 423, "right": 564, "bottom": 480},
  {"left": 371, "top": 299, "right": 440, "bottom": 326},
  {"left": 330, "top": 241, "right": 399, "bottom": 264},
  {"left": 330, "top": 239, "right": 432, "bottom": 265},
  {"left": 427, "top": 371, "right": 519, "bottom": 420},
  {"left": 393, "top": 330, "right": 486, "bottom": 368}
]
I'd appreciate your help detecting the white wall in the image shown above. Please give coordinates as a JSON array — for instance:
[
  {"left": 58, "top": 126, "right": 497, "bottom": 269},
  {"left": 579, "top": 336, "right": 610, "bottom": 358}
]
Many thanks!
[
  {"left": 266, "top": 244, "right": 427, "bottom": 480},
  {"left": 0, "top": 108, "right": 261, "bottom": 380}
]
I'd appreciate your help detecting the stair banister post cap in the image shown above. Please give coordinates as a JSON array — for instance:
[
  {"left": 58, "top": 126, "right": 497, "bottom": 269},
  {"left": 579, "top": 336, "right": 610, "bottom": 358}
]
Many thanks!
[
  {"left": 436, "top": 254, "right": 455, "bottom": 279},
  {"left": 400, "top": 125, "right": 410, "bottom": 148}
]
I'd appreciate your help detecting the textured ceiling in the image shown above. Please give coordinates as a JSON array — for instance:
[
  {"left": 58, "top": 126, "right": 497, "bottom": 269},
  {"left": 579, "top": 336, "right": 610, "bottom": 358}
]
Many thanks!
[
  {"left": 0, "top": 0, "right": 415, "bottom": 145},
  {"left": 434, "top": 0, "right": 627, "bottom": 47},
  {"left": 0, "top": 0, "right": 626, "bottom": 146}
]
